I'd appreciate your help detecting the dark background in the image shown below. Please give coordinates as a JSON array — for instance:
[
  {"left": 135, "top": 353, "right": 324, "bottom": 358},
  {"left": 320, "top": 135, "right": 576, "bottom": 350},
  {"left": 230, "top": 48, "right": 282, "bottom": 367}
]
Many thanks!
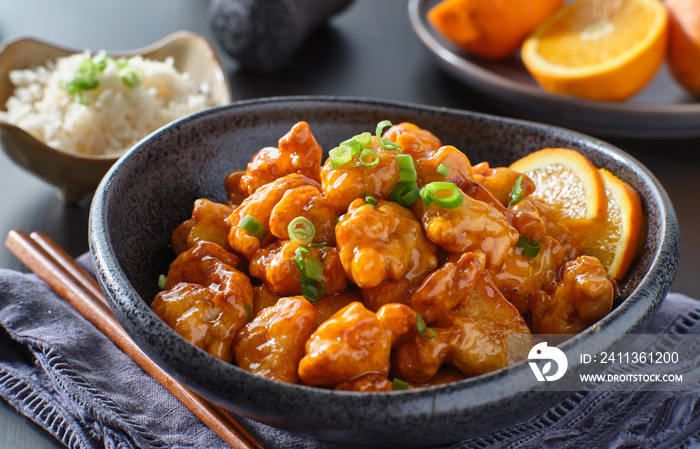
[{"left": 0, "top": 0, "right": 697, "bottom": 447}]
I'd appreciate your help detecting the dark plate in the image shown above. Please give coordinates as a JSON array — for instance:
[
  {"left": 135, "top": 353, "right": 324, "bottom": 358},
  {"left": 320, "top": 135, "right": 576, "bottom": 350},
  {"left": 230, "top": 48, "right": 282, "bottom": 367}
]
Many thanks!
[
  {"left": 409, "top": 0, "right": 700, "bottom": 139},
  {"left": 89, "top": 96, "right": 679, "bottom": 446}
]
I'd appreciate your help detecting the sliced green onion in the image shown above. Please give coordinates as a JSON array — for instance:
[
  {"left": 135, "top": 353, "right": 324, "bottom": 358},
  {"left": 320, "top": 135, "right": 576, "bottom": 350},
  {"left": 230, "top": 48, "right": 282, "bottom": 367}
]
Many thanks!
[
  {"left": 287, "top": 216, "right": 316, "bottom": 246},
  {"left": 157, "top": 274, "right": 167, "bottom": 290},
  {"left": 381, "top": 139, "right": 402, "bottom": 152},
  {"left": 419, "top": 182, "right": 464, "bottom": 209},
  {"left": 360, "top": 148, "right": 380, "bottom": 167},
  {"left": 301, "top": 280, "right": 326, "bottom": 303},
  {"left": 290, "top": 247, "right": 306, "bottom": 282},
  {"left": 400, "top": 184, "right": 421, "bottom": 206},
  {"left": 291, "top": 249, "right": 305, "bottom": 282},
  {"left": 376, "top": 120, "right": 393, "bottom": 140},
  {"left": 375, "top": 120, "right": 403, "bottom": 152},
  {"left": 238, "top": 214, "right": 268, "bottom": 241},
  {"left": 392, "top": 378, "right": 409, "bottom": 391},
  {"left": 310, "top": 242, "right": 328, "bottom": 248},
  {"left": 364, "top": 193, "right": 378, "bottom": 206},
  {"left": 63, "top": 59, "right": 100, "bottom": 103},
  {"left": 335, "top": 214, "right": 346, "bottom": 224},
  {"left": 509, "top": 175, "right": 525, "bottom": 207},
  {"left": 290, "top": 247, "right": 327, "bottom": 302},
  {"left": 397, "top": 154, "right": 417, "bottom": 183},
  {"left": 63, "top": 80, "right": 78, "bottom": 97},
  {"left": 517, "top": 236, "right": 542, "bottom": 258},
  {"left": 419, "top": 188, "right": 431, "bottom": 206},
  {"left": 74, "top": 59, "right": 100, "bottom": 87},
  {"left": 390, "top": 181, "right": 411, "bottom": 203},
  {"left": 63, "top": 54, "right": 140, "bottom": 104},
  {"left": 436, "top": 164, "right": 451, "bottom": 176},
  {"left": 390, "top": 181, "right": 420, "bottom": 207},
  {"left": 75, "top": 76, "right": 99, "bottom": 91},
  {"left": 304, "top": 256, "right": 324, "bottom": 282},
  {"left": 245, "top": 304, "right": 254, "bottom": 322},
  {"left": 396, "top": 154, "right": 414, "bottom": 170},
  {"left": 340, "top": 138, "right": 363, "bottom": 156},
  {"left": 398, "top": 169, "right": 416, "bottom": 184},
  {"left": 119, "top": 66, "right": 142, "bottom": 87},
  {"left": 93, "top": 54, "right": 109, "bottom": 72},
  {"left": 329, "top": 146, "right": 353, "bottom": 169},
  {"left": 330, "top": 134, "right": 374, "bottom": 171},
  {"left": 416, "top": 314, "right": 436, "bottom": 339},
  {"left": 353, "top": 132, "right": 372, "bottom": 148}
]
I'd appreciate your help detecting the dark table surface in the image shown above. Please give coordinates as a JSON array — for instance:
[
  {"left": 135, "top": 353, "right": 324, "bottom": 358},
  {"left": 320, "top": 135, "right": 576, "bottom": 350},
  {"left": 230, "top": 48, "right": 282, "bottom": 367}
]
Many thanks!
[{"left": 0, "top": 0, "right": 698, "bottom": 447}]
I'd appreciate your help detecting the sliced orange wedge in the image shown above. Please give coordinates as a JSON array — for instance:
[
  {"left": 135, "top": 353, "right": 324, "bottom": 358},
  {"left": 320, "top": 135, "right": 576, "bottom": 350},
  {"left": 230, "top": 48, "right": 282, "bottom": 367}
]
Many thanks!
[
  {"left": 521, "top": 0, "right": 669, "bottom": 101},
  {"left": 580, "top": 169, "right": 642, "bottom": 279},
  {"left": 509, "top": 148, "right": 606, "bottom": 227}
]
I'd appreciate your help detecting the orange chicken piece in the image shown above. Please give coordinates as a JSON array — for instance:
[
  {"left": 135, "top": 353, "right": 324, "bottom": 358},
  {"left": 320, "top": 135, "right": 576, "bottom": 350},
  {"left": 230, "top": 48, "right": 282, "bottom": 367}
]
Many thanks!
[{"left": 239, "top": 121, "right": 323, "bottom": 196}]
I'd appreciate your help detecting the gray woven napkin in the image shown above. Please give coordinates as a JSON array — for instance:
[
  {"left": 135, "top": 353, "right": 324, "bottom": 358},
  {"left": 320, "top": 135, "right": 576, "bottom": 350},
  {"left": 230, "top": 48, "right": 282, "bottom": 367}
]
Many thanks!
[{"left": 0, "top": 254, "right": 699, "bottom": 449}]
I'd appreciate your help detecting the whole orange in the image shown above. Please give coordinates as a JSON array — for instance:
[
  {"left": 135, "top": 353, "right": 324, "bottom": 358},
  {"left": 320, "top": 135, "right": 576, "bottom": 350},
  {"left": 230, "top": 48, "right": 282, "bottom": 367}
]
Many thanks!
[
  {"left": 427, "top": 0, "right": 563, "bottom": 60},
  {"left": 666, "top": 0, "right": 700, "bottom": 95}
]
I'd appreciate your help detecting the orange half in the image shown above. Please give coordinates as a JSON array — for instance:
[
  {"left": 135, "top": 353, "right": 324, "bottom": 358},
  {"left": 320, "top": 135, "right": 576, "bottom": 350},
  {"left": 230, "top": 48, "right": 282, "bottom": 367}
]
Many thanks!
[{"left": 521, "top": 0, "right": 668, "bottom": 101}]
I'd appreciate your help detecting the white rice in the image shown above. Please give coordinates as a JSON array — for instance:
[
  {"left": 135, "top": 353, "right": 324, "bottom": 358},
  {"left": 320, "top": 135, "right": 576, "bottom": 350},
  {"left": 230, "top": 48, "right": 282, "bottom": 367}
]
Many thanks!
[{"left": 0, "top": 51, "right": 217, "bottom": 157}]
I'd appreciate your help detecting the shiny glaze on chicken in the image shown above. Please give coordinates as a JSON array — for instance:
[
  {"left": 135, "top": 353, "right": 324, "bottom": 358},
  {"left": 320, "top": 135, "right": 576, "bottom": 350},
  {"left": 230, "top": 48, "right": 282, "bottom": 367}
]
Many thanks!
[{"left": 152, "top": 121, "right": 621, "bottom": 391}]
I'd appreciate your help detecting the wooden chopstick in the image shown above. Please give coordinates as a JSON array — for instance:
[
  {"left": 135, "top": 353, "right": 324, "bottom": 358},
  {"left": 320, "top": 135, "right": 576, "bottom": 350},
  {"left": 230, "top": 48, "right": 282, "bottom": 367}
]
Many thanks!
[
  {"left": 29, "top": 232, "right": 107, "bottom": 307},
  {"left": 25, "top": 231, "right": 263, "bottom": 448},
  {"left": 5, "top": 230, "right": 266, "bottom": 449}
]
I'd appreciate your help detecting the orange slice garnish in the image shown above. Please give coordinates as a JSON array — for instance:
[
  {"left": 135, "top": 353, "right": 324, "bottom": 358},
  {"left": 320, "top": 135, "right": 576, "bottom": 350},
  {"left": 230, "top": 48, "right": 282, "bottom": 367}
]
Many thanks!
[
  {"left": 580, "top": 169, "right": 642, "bottom": 279},
  {"left": 509, "top": 148, "right": 607, "bottom": 228}
]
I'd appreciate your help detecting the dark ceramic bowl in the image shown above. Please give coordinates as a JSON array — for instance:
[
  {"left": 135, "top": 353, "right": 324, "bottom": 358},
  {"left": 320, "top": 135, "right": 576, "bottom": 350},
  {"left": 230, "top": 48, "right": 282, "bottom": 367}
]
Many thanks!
[{"left": 89, "top": 96, "right": 679, "bottom": 446}]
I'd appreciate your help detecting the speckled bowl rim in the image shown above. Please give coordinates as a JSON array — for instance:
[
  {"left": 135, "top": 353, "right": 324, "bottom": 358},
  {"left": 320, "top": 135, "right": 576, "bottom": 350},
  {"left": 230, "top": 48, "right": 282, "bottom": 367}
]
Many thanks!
[{"left": 89, "top": 95, "right": 679, "bottom": 445}]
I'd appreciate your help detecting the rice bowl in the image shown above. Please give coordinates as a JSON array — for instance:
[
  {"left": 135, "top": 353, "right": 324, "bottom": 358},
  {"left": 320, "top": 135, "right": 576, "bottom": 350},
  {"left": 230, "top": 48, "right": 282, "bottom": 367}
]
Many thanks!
[
  {"left": 0, "top": 32, "right": 231, "bottom": 202},
  {"left": 1, "top": 51, "right": 218, "bottom": 157}
]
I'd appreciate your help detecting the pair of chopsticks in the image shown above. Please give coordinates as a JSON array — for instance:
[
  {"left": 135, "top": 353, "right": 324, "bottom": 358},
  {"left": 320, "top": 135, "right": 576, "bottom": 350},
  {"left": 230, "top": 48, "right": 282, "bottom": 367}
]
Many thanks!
[{"left": 5, "top": 230, "right": 265, "bottom": 449}]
